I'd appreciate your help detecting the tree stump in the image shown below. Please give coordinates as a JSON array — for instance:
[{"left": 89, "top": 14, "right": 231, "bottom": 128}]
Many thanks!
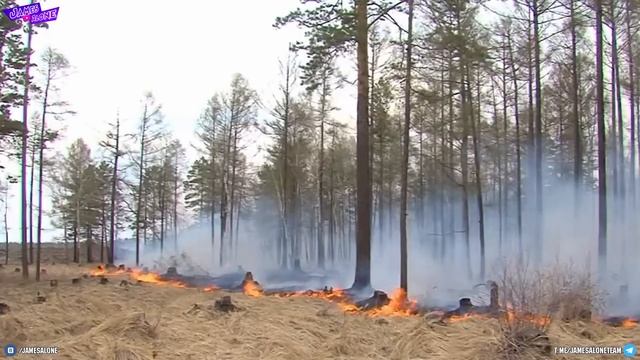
[
  {"left": 120, "top": 280, "right": 130, "bottom": 287},
  {"left": 99, "top": 277, "right": 109, "bottom": 285},
  {"left": 356, "top": 290, "right": 390, "bottom": 310},
  {"left": 36, "top": 292, "right": 46, "bottom": 303},
  {"left": 71, "top": 278, "right": 81, "bottom": 284},
  {"left": 214, "top": 296, "right": 238, "bottom": 312},
  {"left": 443, "top": 298, "right": 475, "bottom": 320},
  {"left": 14, "top": 267, "right": 20, "bottom": 272},
  {"left": 0, "top": 303, "right": 9, "bottom": 315},
  {"left": 166, "top": 266, "right": 178, "bottom": 277},
  {"left": 489, "top": 281, "right": 499, "bottom": 309},
  {"left": 50, "top": 280, "right": 58, "bottom": 287}
]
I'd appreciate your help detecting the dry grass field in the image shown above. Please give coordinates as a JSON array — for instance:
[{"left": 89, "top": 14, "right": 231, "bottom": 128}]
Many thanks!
[{"left": 0, "top": 244, "right": 638, "bottom": 360}]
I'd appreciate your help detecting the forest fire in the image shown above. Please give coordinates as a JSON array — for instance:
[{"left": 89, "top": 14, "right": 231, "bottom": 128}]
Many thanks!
[
  {"left": 130, "top": 270, "right": 188, "bottom": 288},
  {"left": 504, "top": 308, "right": 552, "bottom": 327},
  {"left": 241, "top": 272, "right": 264, "bottom": 297},
  {"left": 602, "top": 316, "right": 639, "bottom": 328},
  {"left": 367, "top": 288, "right": 418, "bottom": 317},
  {"left": 84, "top": 265, "right": 638, "bottom": 327},
  {"left": 89, "top": 265, "right": 188, "bottom": 288},
  {"left": 89, "top": 265, "right": 127, "bottom": 277}
]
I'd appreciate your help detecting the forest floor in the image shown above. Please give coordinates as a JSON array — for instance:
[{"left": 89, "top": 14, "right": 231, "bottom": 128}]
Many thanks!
[{"left": 0, "top": 247, "right": 638, "bottom": 359}]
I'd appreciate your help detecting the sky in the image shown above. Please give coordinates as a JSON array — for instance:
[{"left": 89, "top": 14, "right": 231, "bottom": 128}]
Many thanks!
[{"left": 3, "top": 0, "right": 358, "bottom": 242}]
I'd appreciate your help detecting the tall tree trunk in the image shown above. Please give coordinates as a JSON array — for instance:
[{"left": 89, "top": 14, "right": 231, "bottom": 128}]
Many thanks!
[
  {"left": 352, "top": 0, "right": 371, "bottom": 290},
  {"left": 108, "top": 116, "right": 120, "bottom": 265},
  {"left": 460, "top": 70, "right": 471, "bottom": 279},
  {"left": 29, "top": 132, "right": 35, "bottom": 265},
  {"left": 100, "top": 202, "right": 105, "bottom": 263},
  {"left": 210, "top": 119, "right": 217, "bottom": 262},
  {"left": 533, "top": 0, "right": 544, "bottom": 263},
  {"left": 35, "top": 67, "right": 51, "bottom": 281},
  {"left": 399, "top": 0, "right": 413, "bottom": 293},
  {"left": 329, "top": 128, "right": 336, "bottom": 264},
  {"left": 4, "top": 193, "right": 9, "bottom": 265},
  {"left": 493, "top": 77, "right": 504, "bottom": 253},
  {"left": 173, "top": 155, "right": 179, "bottom": 253},
  {"left": 626, "top": 0, "right": 636, "bottom": 208},
  {"left": 220, "top": 120, "right": 233, "bottom": 267},
  {"left": 229, "top": 126, "right": 238, "bottom": 258},
  {"left": 612, "top": 5, "right": 625, "bottom": 203},
  {"left": 507, "top": 32, "right": 523, "bottom": 257},
  {"left": 595, "top": 0, "right": 608, "bottom": 276},
  {"left": 86, "top": 225, "right": 93, "bottom": 263},
  {"left": 570, "top": 0, "right": 582, "bottom": 208},
  {"left": 317, "top": 76, "right": 327, "bottom": 269},
  {"left": 135, "top": 106, "right": 148, "bottom": 266},
  {"left": 470, "top": 69, "right": 486, "bottom": 280},
  {"left": 610, "top": 9, "right": 619, "bottom": 201},
  {"left": 20, "top": 5, "right": 34, "bottom": 280}
]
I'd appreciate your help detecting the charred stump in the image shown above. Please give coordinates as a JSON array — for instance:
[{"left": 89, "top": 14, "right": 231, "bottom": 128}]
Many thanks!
[
  {"left": 165, "top": 266, "right": 178, "bottom": 277},
  {"left": 442, "top": 298, "right": 476, "bottom": 320},
  {"left": 489, "top": 281, "right": 499, "bottom": 310},
  {"left": 241, "top": 272, "right": 261, "bottom": 288},
  {"left": 35, "top": 292, "right": 46, "bottom": 303},
  {"left": 356, "top": 290, "right": 390, "bottom": 310},
  {"left": 99, "top": 277, "right": 109, "bottom": 285},
  {"left": 214, "top": 296, "right": 239, "bottom": 312}
]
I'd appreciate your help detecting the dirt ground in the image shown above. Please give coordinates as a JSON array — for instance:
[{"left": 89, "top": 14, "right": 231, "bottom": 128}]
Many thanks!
[{"left": 0, "top": 246, "right": 638, "bottom": 359}]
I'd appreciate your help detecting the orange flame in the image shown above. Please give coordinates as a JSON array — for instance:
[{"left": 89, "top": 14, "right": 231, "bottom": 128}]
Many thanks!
[
  {"left": 367, "top": 288, "right": 418, "bottom": 317},
  {"left": 504, "top": 307, "right": 551, "bottom": 327},
  {"left": 89, "top": 265, "right": 126, "bottom": 277},
  {"left": 202, "top": 286, "right": 218, "bottom": 293},
  {"left": 448, "top": 313, "right": 489, "bottom": 323},
  {"left": 243, "top": 280, "right": 264, "bottom": 297},
  {"left": 622, "top": 318, "right": 638, "bottom": 329},
  {"left": 129, "top": 269, "right": 188, "bottom": 288}
]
